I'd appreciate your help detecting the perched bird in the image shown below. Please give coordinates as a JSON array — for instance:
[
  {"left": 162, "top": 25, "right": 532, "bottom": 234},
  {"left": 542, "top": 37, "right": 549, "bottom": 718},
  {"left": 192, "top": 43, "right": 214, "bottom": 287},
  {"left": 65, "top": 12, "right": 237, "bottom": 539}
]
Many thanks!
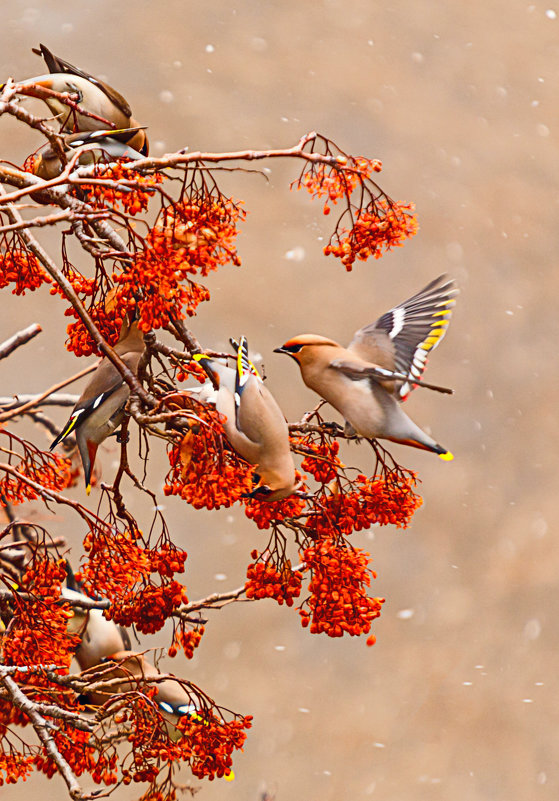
[
  {"left": 10, "top": 43, "right": 148, "bottom": 154},
  {"left": 63, "top": 586, "right": 131, "bottom": 672},
  {"left": 274, "top": 275, "right": 458, "bottom": 458},
  {"left": 193, "top": 336, "right": 297, "bottom": 500},
  {"left": 25, "top": 128, "right": 146, "bottom": 180},
  {"left": 82, "top": 650, "right": 199, "bottom": 738},
  {"left": 50, "top": 317, "right": 145, "bottom": 493}
]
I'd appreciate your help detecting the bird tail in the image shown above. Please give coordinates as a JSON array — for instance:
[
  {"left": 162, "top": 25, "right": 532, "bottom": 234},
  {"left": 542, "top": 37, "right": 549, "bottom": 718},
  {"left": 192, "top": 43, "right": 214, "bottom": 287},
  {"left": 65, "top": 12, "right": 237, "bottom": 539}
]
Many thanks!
[
  {"left": 230, "top": 336, "right": 261, "bottom": 382},
  {"left": 388, "top": 435, "right": 453, "bottom": 460},
  {"left": 31, "top": 43, "right": 61, "bottom": 73}
]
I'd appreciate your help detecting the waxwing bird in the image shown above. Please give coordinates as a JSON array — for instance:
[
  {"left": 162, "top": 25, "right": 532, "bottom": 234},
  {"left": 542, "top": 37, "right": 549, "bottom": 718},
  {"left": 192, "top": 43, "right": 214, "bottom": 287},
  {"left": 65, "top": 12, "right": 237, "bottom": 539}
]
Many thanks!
[
  {"left": 50, "top": 318, "right": 145, "bottom": 493},
  {"left": 82, "top": 650, "right": 199, "bottom": 739},
  {"left": 193, "top": 337, "right": 297, "bottom": 500},
  {"left": 8, "top": 43, "right": 148, "bottom": 154},
  {"left": 25, "top": 128, "right": 146, "bottom": 180},
  {"left": 63, "top": 586, "right": 131, "bottom": 672},
  {"left": 274, "top": 275, "right": 458, "bottom": 458}
]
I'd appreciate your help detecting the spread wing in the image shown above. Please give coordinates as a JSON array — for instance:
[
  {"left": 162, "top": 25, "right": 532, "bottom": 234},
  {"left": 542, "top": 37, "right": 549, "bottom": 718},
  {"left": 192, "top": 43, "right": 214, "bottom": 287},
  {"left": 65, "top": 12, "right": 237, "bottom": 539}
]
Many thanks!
[{"left": 348, "top": 275, "right": 457, "bottom": 401}]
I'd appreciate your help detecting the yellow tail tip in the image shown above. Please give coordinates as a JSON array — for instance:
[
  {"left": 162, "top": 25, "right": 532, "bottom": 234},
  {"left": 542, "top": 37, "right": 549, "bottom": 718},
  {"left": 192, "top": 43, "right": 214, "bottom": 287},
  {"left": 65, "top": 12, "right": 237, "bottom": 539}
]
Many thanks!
[
  {"left": 439, "top": 451, "right": 454, "bottom": 461},
  {"left": 86, "top": 483, "right": 92, "bottom": 495},
  {"left": 224, "top": 771, "right": 235, "bottom": 782}
]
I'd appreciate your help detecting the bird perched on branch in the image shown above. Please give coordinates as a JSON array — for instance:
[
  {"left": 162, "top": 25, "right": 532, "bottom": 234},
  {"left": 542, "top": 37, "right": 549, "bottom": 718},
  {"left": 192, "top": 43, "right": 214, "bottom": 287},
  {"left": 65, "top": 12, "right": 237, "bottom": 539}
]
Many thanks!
[
  {"left": 63, "top": 562, "right": 130, "bottom": 671},
  {"left": 275, "top": 275, "right": 458, "bottom": 458},
  {"left": 63, "top": 586, "right": 131, "bottom": 672},
  {"left": 193, "top": 336, "right": 297, "bottom": 501},
  {"left": 50, "top": 316, "right": 145, "bottom": 494},
  {"left": 25, "top": 127, "right": 146, "bottom": 180},
  {"left": 8, "top": 43, "right": 148, "bottom": 155},
  {"left": 82, "top": 650, "right": 199, "bottom": 739}
]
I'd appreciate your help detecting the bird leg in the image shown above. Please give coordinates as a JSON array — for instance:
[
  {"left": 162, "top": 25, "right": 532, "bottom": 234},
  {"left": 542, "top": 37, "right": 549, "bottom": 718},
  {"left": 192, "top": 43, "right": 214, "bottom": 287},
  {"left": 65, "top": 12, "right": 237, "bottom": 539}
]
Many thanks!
[{"left": 115, "top": 428, "right": 129, "bottom": 444}]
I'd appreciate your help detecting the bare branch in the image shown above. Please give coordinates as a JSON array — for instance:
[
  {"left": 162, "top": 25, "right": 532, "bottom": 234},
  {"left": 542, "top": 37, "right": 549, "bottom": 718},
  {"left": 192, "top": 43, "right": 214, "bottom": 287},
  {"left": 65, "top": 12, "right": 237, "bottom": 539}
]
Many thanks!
[
  {"left": 177, "top": 583, "right": 249, "bottom": 615},
  {"left": 0, "top": 393, "right": 79, "bottom": 410},
  {"left": 0, "top": 588, "right": 111, "bottom": 611},
  {"left": 0, "top": 83, "right": 68, "bottom": 162},
  {"left": 107, "top": 131, "right": 327, "bottom": 173},
  {"left": 0, "top": 209, "right": 110, "bottom": 235},
  {"left": 0, "top": 462, "right": 111, "bottom": 530},
  {"left": 0, "top": 363, "right": 97, "bottom": 423},
  {"left": 0, "top": 323, "right": 41, "bottom": 361}
]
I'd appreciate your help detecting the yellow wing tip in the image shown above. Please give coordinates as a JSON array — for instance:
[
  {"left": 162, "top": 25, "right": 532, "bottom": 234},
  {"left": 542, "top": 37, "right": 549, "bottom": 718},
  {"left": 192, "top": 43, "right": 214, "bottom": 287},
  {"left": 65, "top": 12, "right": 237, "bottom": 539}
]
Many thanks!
[{"left": 439, "top": 451, "right": 454, "bottom": 462}]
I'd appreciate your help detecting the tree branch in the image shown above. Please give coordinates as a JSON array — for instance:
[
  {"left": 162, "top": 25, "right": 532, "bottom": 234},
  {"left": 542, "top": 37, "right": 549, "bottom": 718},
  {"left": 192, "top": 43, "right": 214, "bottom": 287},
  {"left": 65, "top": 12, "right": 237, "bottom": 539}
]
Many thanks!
[
  {"left": 0, "top": 363, "right": 97, "bottom": 423},
  {"left": 0, "top": 462, "right": 112, "bottom": 531},
  {"left": 1, "top": 674, "right": 87, "bottom": 800},
  {"left": 0, "top": 393, "right": 79, "bottom": 410},
  {"left": 177, "top": 583, "right": 249, "bottom": 615},
  {"left": 0, "top": 323, "right": 42, "bottom": 361},
  {"left": 0, "top": 184, "right": 154, "bottom": 408}
]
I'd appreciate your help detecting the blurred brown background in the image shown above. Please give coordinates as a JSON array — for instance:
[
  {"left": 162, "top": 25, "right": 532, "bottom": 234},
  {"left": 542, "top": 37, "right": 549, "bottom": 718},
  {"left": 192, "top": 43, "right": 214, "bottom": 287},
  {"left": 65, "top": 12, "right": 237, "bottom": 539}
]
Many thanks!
[{"left": 1, "top": 1, "right": 558, "bottom": 799}]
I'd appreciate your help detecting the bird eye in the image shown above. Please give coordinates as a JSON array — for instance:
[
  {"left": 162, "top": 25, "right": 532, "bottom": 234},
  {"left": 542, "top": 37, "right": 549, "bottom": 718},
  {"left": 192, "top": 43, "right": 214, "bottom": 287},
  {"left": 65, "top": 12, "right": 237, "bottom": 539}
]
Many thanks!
[
  {"left": 275, "top": 343, "right": 303, "bottom": 354},
  {"left": 243, "top": 484, "right": 273, "bottom": 499},
  {"left": 252, "top": 486, "right": 273, "bottom": 497}
]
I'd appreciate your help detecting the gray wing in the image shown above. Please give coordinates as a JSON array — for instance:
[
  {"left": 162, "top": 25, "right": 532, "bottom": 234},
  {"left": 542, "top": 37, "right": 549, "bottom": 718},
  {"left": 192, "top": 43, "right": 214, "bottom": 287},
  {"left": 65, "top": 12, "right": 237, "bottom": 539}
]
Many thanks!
[{"left": 348, "top": 275, "right": 457, "bottom": 401}]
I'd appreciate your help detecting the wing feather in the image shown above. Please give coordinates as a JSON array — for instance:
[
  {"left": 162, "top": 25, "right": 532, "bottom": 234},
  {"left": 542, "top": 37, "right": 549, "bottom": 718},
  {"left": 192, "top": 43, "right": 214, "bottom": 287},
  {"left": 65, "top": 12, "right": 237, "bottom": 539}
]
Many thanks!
[{"left": 348, "top": 275, "right": 457, "bottom": 401}]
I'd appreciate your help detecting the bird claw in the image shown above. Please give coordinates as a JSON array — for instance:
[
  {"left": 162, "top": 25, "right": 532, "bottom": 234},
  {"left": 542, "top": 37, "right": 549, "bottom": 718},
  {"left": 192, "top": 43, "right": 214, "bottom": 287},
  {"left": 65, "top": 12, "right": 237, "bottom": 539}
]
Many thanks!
[{"left": 322, "top": 421, "right": 344, "bottom": 436}]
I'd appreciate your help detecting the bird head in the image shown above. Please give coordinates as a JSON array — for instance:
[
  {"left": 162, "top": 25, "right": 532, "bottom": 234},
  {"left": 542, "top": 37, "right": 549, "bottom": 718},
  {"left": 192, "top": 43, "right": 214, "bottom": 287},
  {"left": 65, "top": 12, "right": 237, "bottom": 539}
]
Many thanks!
[
  {"left": 244, "top": 463, "right": 299, "bottom": 503},
  {"left": 274, "top": 334, "right": 340, "bottom": 365}
]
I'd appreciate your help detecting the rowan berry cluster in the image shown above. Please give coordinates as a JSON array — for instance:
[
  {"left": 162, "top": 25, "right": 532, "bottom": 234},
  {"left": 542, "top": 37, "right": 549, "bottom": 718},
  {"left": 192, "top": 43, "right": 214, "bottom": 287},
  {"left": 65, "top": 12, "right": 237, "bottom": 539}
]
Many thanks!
[
  {"left": 245, "top": 553, "right": 303, "bottom": 606},
  {"left": 164, "top": 406, "right": 255, "bottom": 509},
  {"left": 0, "top": 249, "right": 51, "bottom": 294},
  {"left": 324, "top": 200, "right": 419, "bottom": 270}
]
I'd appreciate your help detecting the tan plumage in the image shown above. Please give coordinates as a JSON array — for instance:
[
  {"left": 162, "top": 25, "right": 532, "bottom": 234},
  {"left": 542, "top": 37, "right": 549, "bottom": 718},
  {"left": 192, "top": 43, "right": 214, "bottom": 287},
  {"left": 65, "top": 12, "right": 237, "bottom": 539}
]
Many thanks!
[
  {"left": 193, "top": 337, "right": 297, "bottom": 500},
  {"left": 12, "top": 44, "right": 148, "bottom": 154},
  {"left": 26, "top": 128, "right": 146, "bottom": 180},
  {"left": 50, "top": 318, "right": 145, "bottom": 493},
  {"left": 82, "top": 650, "right": 198, "bottom": 738},
  {"left": 275, "top": 275, "right": 457, "bottom": 458},
  {"left": 63, "top": 587, "right": 130, "bottom": 672}
]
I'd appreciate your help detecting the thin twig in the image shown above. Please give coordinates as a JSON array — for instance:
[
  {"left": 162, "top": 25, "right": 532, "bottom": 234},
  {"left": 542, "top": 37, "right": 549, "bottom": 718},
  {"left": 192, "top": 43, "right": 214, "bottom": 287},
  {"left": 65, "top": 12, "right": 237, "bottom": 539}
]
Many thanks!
[
  {"left": 177, "top": 583, "right": 249, "bottom": 615},
  {"left": 0, "top": 462, "right": 110, "bottom": 530},
  {"left": 0, "top": 363, "right": 97, "bottom": 423},
  {"left": 0, "top": 184, "right": 154, "bottom": 408}
]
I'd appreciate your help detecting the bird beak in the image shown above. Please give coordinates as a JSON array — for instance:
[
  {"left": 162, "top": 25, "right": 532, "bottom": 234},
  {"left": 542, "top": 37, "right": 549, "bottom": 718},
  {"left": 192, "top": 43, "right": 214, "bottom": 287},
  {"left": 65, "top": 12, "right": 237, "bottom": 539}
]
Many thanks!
[{"left": 273, "top": 346, "right": 287, "bottom": 354}]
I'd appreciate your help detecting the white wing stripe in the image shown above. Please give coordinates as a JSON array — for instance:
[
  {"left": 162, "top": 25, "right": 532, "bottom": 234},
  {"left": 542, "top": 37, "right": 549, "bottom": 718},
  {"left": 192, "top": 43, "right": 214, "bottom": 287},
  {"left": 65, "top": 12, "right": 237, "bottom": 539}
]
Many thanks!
[{"left": 389, "top": 307, "right": 405, "bottom": 338}]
